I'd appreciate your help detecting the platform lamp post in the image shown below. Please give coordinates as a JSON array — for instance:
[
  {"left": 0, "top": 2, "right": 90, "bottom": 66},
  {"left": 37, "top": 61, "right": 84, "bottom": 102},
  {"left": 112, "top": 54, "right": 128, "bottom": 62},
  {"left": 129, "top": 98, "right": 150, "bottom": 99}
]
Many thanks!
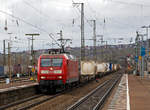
[
  {"left": 102, "top": 40, "right": 108, "bottom": 62},
  {"left": 135, "top": 31, "right": 140, "bottom": 75},
  {"left": 97, "top": 35, "right": 103, "bottom": 62},
  {"left": 141, "top": 25, "right": 150, "bottom": 73},
  {"left": 7, "top": 33, "right": 12, "bottom": 83},
  {"left": 138, "top": 33, "right": 146, "bottom": 77}
]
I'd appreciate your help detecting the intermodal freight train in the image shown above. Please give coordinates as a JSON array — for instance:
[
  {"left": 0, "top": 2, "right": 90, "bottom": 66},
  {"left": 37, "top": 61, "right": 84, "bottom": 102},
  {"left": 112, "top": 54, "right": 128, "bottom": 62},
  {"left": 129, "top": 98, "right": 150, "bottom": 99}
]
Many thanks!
[{"left": 37, "top": 52, "right": 120, "bottom": 92}]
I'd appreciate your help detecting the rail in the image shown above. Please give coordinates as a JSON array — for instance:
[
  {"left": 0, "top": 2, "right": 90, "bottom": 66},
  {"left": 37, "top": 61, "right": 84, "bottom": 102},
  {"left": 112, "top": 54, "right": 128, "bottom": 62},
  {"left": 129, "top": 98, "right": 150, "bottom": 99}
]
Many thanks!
[
  {"left": 67, "top": 74, "right": 122, "bottom": 110},
  {"left": 0, "top": 94, "right": 43, "bottom": 109}
]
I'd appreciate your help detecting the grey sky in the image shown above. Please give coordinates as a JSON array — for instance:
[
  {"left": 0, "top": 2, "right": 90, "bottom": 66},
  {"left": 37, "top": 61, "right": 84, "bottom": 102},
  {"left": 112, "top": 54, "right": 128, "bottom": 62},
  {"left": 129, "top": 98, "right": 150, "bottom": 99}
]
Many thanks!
[{"left": 0, "top": 0, "right": 150, "bottom": 52}]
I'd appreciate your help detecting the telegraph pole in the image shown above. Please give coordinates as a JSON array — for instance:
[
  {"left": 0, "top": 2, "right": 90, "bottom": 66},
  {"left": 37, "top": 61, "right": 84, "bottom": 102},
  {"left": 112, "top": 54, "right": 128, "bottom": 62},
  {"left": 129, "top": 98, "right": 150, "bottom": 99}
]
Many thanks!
[
  {"left": 7, "top": 33, "right": 12, "bottom": 81},
  {"left": 102, "top": 41, "right": 108, "bottom": 62},
  {"left": 92, "top": 20, "right": 97, "bottom": 62},
  {"left": 141, "top": 26, "right": 150, "bottom": 73},
  {"left": 88, "top": 20, "right": 97, "bottom": 61},
  {"left": 25, "top": 34, "right": 39, "bottom": 66},
  {"left": 135, "top": 31, "right": 139, "bottom": 74},
  {"left": 27, "top": 38, "right": 30, "bottom": 76},
  {"left": 141, "top": 35, "right": 144, "bottom": 77},
  {"left": 105, "top": 41, "right": 108, "bottom": 62},
  {"left": 141, "top": 26, "right": 150, "bottom": 56},
  {"left": 138, "top": 33, "right": 145, "bottom": 77},
  {"left": 73, "top": 2, "right": 85, "bottom": 60},
  {"left": 3, "top": 40, "right": 6, "bottom": 66},
  {"left": 8, "top": 42, "right": 11, "bottom": 81},
  {"left": 97, "top": 35, "right": 103, "bottom": 62}
]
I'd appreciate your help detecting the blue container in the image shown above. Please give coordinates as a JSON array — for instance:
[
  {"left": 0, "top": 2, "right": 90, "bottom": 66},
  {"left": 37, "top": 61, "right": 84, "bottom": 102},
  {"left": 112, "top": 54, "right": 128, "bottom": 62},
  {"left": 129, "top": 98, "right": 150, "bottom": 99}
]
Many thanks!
[
  {"left": 109, "top": 63, "right": 112, "bottom": 71},
  {"left": 0, "top": 66, "right": 4, "bottom": 76}
]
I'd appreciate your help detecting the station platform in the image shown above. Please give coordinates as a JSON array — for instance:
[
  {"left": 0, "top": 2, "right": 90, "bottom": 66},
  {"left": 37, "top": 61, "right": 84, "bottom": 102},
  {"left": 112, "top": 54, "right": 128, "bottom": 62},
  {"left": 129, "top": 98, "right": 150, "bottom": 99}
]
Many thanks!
[
  {"left": 106, "top": 74, "right": 150, "bottom": 110},
  {"left": 0, "top": 82, "right": 38, "bottom": 106},
  {"left": 0, "top": 82, "right": 38, "bottom": 93},
  {"left": 0, "top": 80, "right": 37, "bottom": 89},
  {"left": 129, "top": 75, "right": 150, "bottom": 110},
  {"left": 0, "top": 76, "right": 37, "bottom": 89}
]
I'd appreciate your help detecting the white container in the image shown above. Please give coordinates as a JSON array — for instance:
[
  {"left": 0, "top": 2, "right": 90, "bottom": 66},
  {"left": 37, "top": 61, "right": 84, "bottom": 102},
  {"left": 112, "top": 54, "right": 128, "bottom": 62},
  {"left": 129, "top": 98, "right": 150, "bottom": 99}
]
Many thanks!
[
  {"left": 6, "top": 78, "right": 10, "bottom": 84},
  {"left": 114, "top": 64, "right": 117, "bottom": 71},
  {"left": 81, "top": 61, "right": 96, "bottom": 76},
  {"left": 105, "top": 63, "right": 110, "bottom": 72},
  {"left": 96, "top": 63, "right": 107, "bottom": 73}
]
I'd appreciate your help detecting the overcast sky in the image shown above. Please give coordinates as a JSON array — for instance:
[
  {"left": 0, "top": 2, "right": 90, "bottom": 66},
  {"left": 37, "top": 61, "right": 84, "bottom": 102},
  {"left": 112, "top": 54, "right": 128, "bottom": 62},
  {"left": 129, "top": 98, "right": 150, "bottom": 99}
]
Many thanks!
[{"left": 0, "top": 0, "right": 150, "bottom": 52}]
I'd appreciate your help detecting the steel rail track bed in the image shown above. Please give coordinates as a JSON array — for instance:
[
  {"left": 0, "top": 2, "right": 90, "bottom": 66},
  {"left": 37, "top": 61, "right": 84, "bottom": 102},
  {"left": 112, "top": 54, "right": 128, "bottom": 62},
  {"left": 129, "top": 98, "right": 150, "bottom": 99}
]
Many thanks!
[
  {"left": 0, "top": 94, "right": 44, "bottom": 110},
  {"left": 0, "top": 71, "right": 122, "bottom": 110},
  {"left": 67, "top": 74, "right": 122, "bottom": 110},
  {"left": 17, "top": 93, "right": 62, "bottom": 110},
  {"left": 0, "top": 81, "right": 86, "bottom": 110}
]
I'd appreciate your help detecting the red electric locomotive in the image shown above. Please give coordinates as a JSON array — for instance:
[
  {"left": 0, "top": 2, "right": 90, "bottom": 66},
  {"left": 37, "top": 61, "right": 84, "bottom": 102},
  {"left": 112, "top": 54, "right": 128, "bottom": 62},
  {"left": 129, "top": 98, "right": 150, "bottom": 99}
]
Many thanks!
[{"left": 37, "top": 50, "right": 79, "bottom": 92}]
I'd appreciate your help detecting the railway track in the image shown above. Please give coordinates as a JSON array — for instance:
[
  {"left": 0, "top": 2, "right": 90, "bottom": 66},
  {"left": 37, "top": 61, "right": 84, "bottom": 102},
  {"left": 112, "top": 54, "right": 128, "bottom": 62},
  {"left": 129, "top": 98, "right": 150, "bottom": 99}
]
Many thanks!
[
  {"left": 67, "top": 74, "right": 122, "bottom": 110},
  {"left": 0, "top": 93, "right": 62, "bottom": 110},
  {"left": 0, "top": 82, "right": 81, "bottom": 110},
  {"left": 17, "top": 93, "right": 62, "bottom": 110},
  {"left": 0, "top": 94, "right": 43, "bottom": 110},
  {"left": 0, "top": 71, "right": 122, "bottom": 110}
]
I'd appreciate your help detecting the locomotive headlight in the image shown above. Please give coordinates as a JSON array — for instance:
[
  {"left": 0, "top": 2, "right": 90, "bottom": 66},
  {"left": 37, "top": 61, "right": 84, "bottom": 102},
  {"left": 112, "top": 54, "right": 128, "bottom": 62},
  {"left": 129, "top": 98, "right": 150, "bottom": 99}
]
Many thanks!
[
  {"left": 41, "top": 70, "right": 49, "bottom": 74},
  {"left": 41, "top": 76, "right": 46, "bottom": 79},
  {"left": 58, "top": 76, "right": 62, "bottom": 79},
  {"left": 54, "top": 70, "right": 62, "bottom": 74}
]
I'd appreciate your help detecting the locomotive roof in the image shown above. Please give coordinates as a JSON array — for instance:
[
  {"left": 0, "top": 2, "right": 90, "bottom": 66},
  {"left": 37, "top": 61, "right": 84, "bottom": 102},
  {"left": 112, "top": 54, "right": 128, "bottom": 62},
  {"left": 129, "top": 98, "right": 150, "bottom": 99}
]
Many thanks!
[{"left": 40, "top": 53, "right": 77, "bottom": 60}]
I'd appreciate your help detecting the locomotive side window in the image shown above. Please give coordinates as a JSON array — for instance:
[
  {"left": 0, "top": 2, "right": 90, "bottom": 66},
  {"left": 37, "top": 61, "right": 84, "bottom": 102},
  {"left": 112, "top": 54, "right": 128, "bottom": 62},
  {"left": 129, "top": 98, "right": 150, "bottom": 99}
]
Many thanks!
[
  {"left": 41, "top": 58, "right": 51, "bottom": 67},
  {"left": 52, "top": 59, "right": 63, "bottom": 67}
]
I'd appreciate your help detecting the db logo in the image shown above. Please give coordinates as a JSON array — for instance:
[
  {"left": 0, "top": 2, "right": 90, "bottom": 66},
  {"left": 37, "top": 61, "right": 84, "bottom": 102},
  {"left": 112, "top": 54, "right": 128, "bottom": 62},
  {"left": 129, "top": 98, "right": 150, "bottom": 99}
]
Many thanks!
[{"left": 50, "top": 68, "right": 53, "bottom": 70}]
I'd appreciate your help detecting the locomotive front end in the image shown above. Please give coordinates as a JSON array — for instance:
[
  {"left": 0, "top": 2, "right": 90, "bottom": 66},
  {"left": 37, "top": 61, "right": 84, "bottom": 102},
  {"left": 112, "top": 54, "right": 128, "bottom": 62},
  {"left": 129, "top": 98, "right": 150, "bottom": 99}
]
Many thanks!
[{"left": 38, "top": 55, "right": 66, "bottom": 89}]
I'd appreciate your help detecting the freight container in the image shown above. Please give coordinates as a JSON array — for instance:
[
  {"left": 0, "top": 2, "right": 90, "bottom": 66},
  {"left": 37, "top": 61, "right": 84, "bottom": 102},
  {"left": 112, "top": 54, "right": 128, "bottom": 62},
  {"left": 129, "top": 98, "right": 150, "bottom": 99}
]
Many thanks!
[
  {"left": 109, "top": 63, "right": 112, "bottom": 71},
  {"left": 0, "top": 66, "right": 4, "bottom": 76},
  {"left": 96, "top": 63, "right": 107, "bottom": 73},
  {"left": 81, "top": 61, "right": 96, "bottom": 76},
  {"left": 106, "top": 63, "right": 110, "bottom": 72}
]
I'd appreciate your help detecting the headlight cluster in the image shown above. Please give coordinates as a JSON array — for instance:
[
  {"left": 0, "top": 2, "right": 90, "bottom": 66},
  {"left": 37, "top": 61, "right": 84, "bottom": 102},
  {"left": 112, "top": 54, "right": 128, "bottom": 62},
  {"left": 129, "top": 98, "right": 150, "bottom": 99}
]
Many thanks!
[
  {"left": 41, "top": 70, "right": 49, "bottom": 74},
  {"left": 41, "top": 76, "right": 46, "bottom": 79},
  {"left": 54, "top": 70, "right": 62, "bottom": 74}
]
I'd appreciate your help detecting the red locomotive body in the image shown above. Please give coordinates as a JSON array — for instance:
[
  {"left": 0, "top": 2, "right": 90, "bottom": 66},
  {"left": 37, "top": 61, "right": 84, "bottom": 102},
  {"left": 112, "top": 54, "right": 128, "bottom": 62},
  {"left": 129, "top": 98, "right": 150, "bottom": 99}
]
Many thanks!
[{"left": 37, "top": 53, "right": 79, "bottom": 91}]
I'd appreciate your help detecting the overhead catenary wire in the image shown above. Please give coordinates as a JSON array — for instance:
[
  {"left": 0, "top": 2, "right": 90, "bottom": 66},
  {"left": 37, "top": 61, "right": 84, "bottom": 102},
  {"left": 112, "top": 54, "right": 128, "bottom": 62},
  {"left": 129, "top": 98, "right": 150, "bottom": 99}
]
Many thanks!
[
  {"left": 0, "top": 9, "right": 61, "bottom": 47},
  {"left": 107, "top": 0, "right": 150, "bottom": 7},
  {"left": 22, "top": 0, "right": 50, "bottom": 20},
  {"left": 72, "top": 0, "right": 93, "bottom": 27},
  {"left": 84, "top": 0, "right": 147, "bottom": 45}
]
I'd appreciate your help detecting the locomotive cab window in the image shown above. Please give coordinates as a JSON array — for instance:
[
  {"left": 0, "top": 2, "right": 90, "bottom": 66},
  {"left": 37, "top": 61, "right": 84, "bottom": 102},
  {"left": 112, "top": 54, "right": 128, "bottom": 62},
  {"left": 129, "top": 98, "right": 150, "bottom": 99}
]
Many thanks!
[
  {"left": 41, "top": 58, "right": 51, "bottom": 67},
  {"left": 52, "top": 58, "right": 63, "bottom": 67},
  {"left": 40, "top": 58, "right": 63, "bottom": 67}
]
